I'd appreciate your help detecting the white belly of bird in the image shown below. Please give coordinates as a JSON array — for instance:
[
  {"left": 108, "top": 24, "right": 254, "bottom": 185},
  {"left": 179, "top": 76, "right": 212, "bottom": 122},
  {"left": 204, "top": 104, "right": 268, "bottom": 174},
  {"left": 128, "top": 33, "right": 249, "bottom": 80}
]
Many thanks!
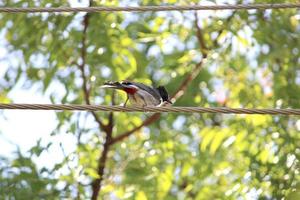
[{"left": 128, "top": 90, "right": 161, "bottom": 106}]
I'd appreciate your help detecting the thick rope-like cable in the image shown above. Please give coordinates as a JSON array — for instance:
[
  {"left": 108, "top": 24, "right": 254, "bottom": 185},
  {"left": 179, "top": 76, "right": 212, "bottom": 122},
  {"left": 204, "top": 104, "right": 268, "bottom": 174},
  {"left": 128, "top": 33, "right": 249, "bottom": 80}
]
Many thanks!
[
  {"left": 0, "top": 4, "right": 299, "bottom": 13},
  {"left": 0, "top": 104, "right": 299, "bottom": 115}
]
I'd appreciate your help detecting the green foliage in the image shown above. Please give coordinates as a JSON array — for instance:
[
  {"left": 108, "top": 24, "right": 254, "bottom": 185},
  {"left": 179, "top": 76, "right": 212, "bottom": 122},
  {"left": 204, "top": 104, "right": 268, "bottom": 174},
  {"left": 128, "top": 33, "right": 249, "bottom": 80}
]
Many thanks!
[
  {"left": 0, "top": 0, "right": 299, "bottom": 199},
  {"left": 0, "top": 153, "right": 60, "bottom": 199}
]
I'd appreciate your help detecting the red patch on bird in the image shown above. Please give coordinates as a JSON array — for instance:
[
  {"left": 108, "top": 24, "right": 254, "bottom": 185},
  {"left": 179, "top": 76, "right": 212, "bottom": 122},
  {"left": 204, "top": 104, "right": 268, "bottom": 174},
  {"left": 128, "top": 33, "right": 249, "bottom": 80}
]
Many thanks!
[{"left": 123, "top": 87, "right": 137, "bottom": 94}]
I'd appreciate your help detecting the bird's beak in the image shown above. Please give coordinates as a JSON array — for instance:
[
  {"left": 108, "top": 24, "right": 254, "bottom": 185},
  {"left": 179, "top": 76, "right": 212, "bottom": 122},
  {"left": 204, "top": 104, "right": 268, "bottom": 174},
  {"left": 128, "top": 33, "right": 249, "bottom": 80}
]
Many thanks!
[{"left": 100, "top": 81, "right": 125, "bottom": 90}]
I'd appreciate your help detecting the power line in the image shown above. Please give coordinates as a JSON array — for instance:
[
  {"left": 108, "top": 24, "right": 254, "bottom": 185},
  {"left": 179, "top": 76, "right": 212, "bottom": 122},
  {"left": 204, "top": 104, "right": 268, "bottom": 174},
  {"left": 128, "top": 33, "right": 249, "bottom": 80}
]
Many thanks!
[
  {"left": 0, "top": 4, "right": 299, "bottom": 13},
  {"left": 0, "top": 104, "right": 299, "bottom": 115}
]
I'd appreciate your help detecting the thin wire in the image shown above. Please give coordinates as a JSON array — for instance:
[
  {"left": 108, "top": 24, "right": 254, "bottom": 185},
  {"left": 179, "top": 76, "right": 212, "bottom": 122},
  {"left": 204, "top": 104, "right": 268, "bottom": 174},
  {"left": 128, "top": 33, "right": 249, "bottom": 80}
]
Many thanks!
[
  {"left": 0, "top": 104, "right": 299, "bottom": 115},
  {"left": 0, "top": 4, "right": 299, "bottom": 13}
]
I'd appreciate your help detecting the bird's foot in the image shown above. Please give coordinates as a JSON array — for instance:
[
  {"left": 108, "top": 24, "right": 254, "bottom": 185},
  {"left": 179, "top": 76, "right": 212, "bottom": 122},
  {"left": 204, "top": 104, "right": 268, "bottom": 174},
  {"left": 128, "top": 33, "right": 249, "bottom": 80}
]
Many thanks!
[
  {"left": 158, "top": 101, "right": 172, "bottom": 107},
  {"left": 142, "top": 105, "right": 148, "bottom": 113}
]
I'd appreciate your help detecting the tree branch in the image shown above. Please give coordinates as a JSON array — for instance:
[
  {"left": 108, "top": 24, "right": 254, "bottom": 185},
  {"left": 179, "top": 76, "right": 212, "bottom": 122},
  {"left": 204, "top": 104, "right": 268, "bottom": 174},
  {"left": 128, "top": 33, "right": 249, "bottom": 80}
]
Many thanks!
[
  {"left": 109, "top": 113, "right": 160, "bottom": 145},
  {"left": 90, "top": 92, "right": 116, "bottom": 199},
  {"left": 91, "top": 133, "right": 112, "bottom": 200},
  {"left": 109, "top": 12, "right": 207, "bottom": 145},
  {"left": 78, "top": 12, "right": 108, "bottom": 132},
  {"left": 76, "top": 1, "right": 114, "bottom": 199},
  {"left": 194, "top": 11, "right": 208, "bottom": 58}
]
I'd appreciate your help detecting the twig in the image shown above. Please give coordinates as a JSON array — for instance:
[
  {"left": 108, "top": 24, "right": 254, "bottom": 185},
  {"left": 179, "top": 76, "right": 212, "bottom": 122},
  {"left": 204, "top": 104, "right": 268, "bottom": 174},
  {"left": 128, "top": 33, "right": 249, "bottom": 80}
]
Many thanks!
[{"left": 59, "top": 142, "right": 73, "bottom": 172}]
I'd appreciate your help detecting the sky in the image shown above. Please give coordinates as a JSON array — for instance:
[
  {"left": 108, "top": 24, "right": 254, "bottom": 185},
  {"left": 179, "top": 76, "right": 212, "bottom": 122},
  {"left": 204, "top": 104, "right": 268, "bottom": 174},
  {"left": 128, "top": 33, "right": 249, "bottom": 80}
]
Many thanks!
[
  {"left": 0, "top": 55, "right": 78, "bottom": 168},
  {"left": 0, "top": 0, "right": 91, "bottom": 166}
]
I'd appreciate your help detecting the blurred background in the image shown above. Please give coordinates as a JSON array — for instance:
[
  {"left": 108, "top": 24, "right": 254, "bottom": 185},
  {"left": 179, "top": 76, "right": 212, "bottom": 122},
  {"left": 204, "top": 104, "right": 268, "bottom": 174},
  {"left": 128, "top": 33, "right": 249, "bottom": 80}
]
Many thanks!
[{"left": 0, "top": 0, "right": 299, "bottom": 199}]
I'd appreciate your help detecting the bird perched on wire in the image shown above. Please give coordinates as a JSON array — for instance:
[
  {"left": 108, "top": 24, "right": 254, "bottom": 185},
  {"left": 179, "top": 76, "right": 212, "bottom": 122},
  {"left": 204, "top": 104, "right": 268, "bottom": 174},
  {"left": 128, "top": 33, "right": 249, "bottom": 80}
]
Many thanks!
[{"left": 100, "top": 80, "right": 172, "bottom": 107}]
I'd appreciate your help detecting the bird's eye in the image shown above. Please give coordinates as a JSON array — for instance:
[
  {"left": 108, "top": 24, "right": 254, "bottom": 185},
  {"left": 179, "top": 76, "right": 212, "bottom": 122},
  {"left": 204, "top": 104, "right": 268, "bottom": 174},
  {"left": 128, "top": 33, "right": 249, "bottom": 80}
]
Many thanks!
[{"left": 121, "top": 81, "right": 131, "bottom": 85}]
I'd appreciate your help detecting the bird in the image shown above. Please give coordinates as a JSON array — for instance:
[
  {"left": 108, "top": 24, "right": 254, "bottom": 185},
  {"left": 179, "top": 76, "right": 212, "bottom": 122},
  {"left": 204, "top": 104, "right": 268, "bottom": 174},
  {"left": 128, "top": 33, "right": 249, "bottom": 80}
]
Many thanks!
[{"left": 100, "top": 80, "right": 172, "bottom": 107}]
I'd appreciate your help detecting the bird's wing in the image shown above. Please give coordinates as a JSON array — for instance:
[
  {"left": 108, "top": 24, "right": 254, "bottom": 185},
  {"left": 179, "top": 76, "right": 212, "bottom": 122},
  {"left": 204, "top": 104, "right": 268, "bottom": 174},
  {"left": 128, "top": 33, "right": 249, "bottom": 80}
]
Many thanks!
[{"left": 133, "top": 82, "right": 162, "bottom": 101}]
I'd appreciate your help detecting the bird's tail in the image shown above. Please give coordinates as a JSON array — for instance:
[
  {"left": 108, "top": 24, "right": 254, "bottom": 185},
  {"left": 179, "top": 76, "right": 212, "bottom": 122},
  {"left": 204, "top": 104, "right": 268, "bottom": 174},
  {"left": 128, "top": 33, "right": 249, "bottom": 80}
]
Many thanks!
[{"left": 157, "top": 86, "right": 172, "bottom": 104}]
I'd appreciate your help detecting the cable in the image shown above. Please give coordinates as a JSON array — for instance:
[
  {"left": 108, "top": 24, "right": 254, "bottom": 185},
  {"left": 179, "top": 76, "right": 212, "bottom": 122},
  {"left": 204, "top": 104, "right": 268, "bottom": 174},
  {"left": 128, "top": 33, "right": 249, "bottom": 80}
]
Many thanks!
[
  {"left": 0, "top": 104, "right": 299, "bottom": 115},
  {"left": 0, "top": 4, "right": 299, "bottom": 13}
]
